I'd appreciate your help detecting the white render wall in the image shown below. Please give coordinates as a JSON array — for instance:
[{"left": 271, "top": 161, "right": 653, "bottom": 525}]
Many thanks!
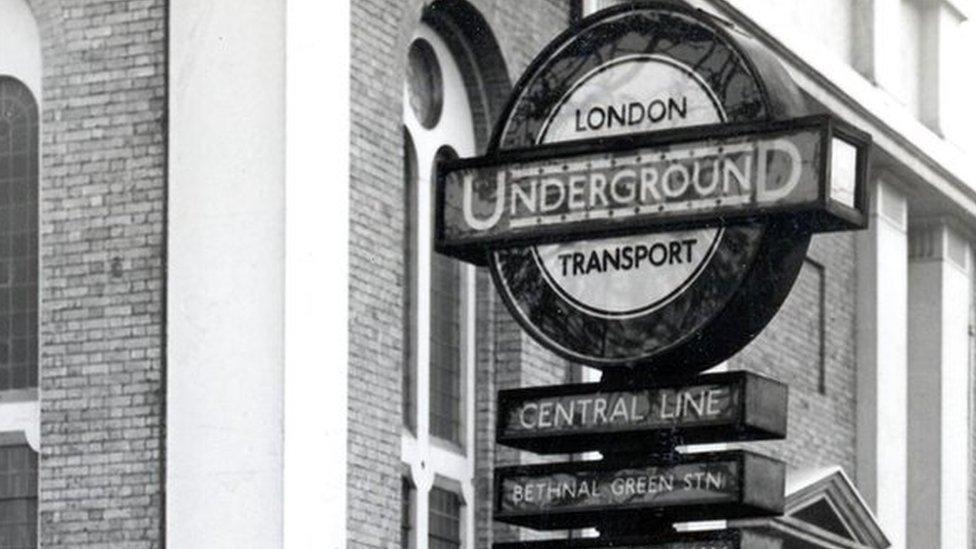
[
  {"left": 719, "top": 0, "right": 976, "bottom": 155},
  {"left": 167, "top": 1, "right": 285, "bottom": 546},
  {"left": 728, "top": 0, "right": 856, "bottom": 66}
]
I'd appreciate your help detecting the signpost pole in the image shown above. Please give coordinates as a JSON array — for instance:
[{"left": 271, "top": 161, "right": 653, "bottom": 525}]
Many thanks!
[
  {"left": 597, "top": 367, "right": 679, "bottom": 538},
  {"left": 591, "top": 369, "right": 751, "bottom": 539}
]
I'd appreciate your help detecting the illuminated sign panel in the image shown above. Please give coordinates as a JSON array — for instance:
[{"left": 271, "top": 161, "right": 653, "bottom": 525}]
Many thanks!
[
  {"left": 497, "top": 371, "right": 787, "bottom": 453},
  {"left": 494, "top": 451, "right": 785, "bottom": 529},
  {"left": 436, "top": 115, "right": 868, "bottom": 262}
]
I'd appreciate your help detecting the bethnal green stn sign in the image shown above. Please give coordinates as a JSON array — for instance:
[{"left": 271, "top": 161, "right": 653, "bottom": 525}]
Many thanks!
[
  {"left": 494, "top": 450, "right": 785, "bottom": 529},
  {"left": 434, "top": 2, "right": 870, "bottom": 375}
]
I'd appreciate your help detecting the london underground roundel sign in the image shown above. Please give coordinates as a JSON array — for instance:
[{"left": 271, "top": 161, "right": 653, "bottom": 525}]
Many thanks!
[{"left": 434, "top": 2, "right": 871, "bottom": 374}]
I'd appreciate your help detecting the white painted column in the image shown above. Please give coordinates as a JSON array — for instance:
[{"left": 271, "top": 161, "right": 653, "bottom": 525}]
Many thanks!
[
  {"left": 855, "top": 176, "right": 908, "bottom": 549},
  {"left": 907, "top": 221, "right": 972, "bottom": 549},
  {"left": 168, "top": 2, "right": 285, "bottom": 547},
  {"left": 284, "top": 1, "right": 348, "bottom": 548}
]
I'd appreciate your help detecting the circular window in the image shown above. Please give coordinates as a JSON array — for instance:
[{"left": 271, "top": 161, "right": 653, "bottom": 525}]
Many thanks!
[{"left": 407, "top": 38, "right": 444, "bottom": 129}]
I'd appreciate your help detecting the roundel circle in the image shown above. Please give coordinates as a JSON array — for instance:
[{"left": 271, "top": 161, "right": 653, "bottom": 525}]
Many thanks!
[
  {"left": 488, "top": 3, "right": 811, "bottom": 374},
  {"left": 533, "top": 54, "right": 726, "bottom": 319}
]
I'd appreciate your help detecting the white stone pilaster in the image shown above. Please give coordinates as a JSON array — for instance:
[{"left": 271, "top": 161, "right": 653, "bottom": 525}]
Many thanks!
[
  {"left": 284, "top": 1, "right": 348, "bottom": 547},
  {"left": 856, "top": 177, "right": 908, "bottom": 549},
  {"left": 168, "top": 1, "right": 286, "bottom": 546},
  {"left": 907, "top": 221, "right": 972, "bottom": 549}
]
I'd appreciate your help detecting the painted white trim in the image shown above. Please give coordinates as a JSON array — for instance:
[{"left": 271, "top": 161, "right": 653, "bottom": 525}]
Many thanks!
[
  {"left": 283, "top": 0, "right": 348, "bottom": 547},
  {"left": 0, "top": 0, "right": 41, "bottom": 97},
  {"left": 0, "top": 401, "right": 38, "bottom": 452}
]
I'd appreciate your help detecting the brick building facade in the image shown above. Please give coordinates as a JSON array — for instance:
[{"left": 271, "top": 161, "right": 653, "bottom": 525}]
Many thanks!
[
  {"left": 350, "top": 1, "right": 976, "bottom": 549},
  {"left": 0, "top": 0, "right": 971, "bottom": 546},
  {"left": 2, "top": 0, "right": 291, "bottom": 546}
]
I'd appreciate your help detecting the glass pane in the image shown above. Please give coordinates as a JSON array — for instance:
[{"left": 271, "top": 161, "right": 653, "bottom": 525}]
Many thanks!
[
  {"left": 400, "top": 478, "right": 412, "bottom": 549},
  {"left": 429, "top": 147, "right": 462, "bottom": 445},
  {"left": 428, "top": 487, "right": 460, "bottom": 549},
  {"left": 0, "top": 78, "right": 37, "bottom": 391},
  {"left": 0, "top": 500, "right": 35, "bottom": 549},
  {"left": 0, "top": 446, "right": 37, "bottom": 549},
  {"left": 406, "top": 39, "right": 443, "bottom": 129},
  {"left": 403, "top": 128, "right": 417, "bottom": 432}
]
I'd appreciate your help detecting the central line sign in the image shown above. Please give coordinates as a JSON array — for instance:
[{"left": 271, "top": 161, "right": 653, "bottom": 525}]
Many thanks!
[
  {"left": 436, "top": 115, "right": 868, "bottom": 263},
  {"left": 497, "top": 371, "right": 787, "bottom": 453},
  {"left": 494, "top": 451, "right": 785, "bottom": 529}
]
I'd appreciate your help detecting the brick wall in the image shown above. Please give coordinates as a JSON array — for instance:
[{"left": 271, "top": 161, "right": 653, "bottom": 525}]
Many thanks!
[
  {"left": 31, "top": 0, "right": 167, "bottom": 546},
  {"left": 349, "top": 1, "right": 414, "bottom": 547},
  {"left": 732, "top": 232, "right": 858, "bottom": 478}
]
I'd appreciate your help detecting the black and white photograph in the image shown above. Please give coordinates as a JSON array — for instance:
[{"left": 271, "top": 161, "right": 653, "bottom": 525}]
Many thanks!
[
  {"left": 350, "top": 1, "right": 976, "bottom": 548},
  {"left": 0, "top": 0, "right": 974, "bottom": 547}
]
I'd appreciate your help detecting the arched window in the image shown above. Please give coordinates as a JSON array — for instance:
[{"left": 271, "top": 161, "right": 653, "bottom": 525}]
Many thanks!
[
  {"left": 401, "top": 20, "right": 477, "bottom": 549},
  {"left": 428, "top": 144, "right": 461, "bottom": 444},
  {"left": 402, "top": 30, "right": 475, "bottom": 445},
  {"left": 0, "top": 77, "right": 38, "bottom": 391}
]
